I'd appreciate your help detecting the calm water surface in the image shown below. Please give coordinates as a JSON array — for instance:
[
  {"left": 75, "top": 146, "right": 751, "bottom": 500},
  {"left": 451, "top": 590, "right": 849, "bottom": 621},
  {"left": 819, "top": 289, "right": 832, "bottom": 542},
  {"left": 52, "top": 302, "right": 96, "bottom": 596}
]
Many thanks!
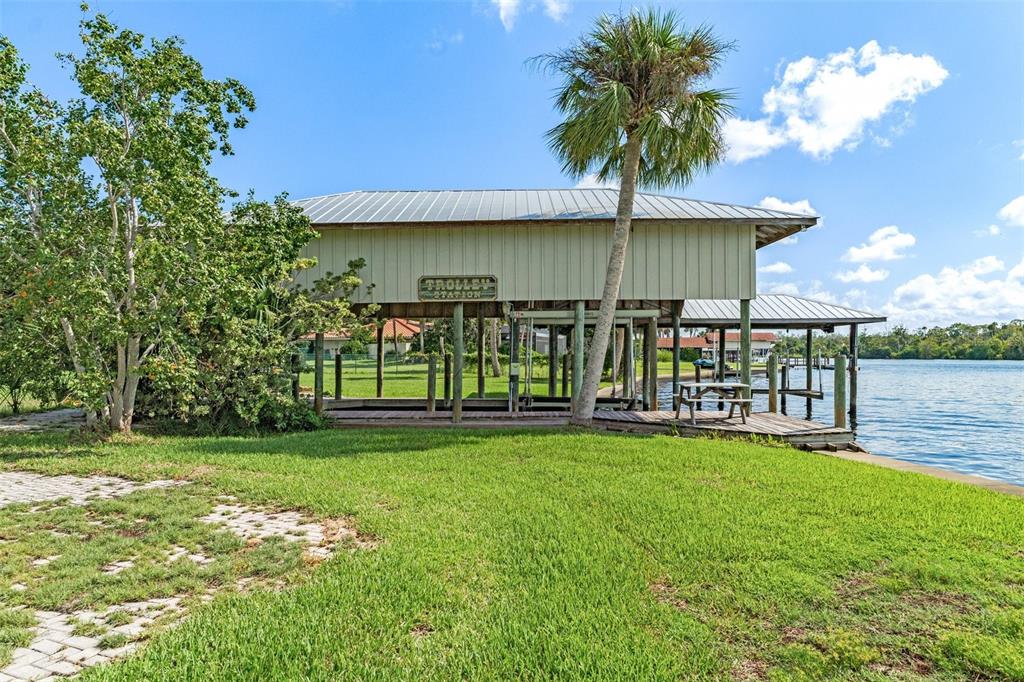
[{"left": 659, "top": 360, "right": 1024, "bottom": 485}]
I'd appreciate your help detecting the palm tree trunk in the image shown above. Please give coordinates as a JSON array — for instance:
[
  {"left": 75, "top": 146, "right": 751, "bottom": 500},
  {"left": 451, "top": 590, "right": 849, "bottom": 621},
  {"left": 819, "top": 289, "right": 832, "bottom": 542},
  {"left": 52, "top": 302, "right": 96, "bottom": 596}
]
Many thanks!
[{"left": 571, "top": 134, "right": 643, "bottom": 424}]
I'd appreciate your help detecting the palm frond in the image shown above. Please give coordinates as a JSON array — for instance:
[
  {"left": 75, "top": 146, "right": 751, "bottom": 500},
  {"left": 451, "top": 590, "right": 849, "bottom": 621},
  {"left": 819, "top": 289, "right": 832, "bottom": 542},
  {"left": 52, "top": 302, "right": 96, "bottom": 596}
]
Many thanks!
[{"left": 534, "top": 8, "right": 733, "bottom": 187}]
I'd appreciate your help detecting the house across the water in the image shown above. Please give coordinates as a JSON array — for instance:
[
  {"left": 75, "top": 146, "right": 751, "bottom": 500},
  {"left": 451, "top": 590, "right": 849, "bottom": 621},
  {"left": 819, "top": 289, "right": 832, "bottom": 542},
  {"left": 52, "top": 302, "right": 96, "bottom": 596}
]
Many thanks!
[{"left": 658, "top": 331, "right": 777, "bottom": 362}]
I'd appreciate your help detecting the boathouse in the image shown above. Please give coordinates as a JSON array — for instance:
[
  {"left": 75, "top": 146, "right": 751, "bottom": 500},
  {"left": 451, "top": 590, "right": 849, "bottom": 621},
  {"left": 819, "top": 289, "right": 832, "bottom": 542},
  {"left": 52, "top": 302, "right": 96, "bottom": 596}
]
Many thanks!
[{"left": 292, "top": 189, "right": 884, "bottom": 446}]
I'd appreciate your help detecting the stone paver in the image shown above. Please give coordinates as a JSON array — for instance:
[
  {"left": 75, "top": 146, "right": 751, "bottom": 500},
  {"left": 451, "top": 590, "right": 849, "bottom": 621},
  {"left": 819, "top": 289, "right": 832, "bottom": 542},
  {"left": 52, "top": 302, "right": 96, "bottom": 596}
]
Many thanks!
[
  {"left": 0, "top": 472, "right": 186, "bottom": 508},
  {"left": 0, "top": 473, "right": 362, "bottom": 680},
  {"left": 0, "top": 599, "right": 185, "bottom": 680},
  {"left": 201, "top": 503, "right": 339, "bottom": 559}
]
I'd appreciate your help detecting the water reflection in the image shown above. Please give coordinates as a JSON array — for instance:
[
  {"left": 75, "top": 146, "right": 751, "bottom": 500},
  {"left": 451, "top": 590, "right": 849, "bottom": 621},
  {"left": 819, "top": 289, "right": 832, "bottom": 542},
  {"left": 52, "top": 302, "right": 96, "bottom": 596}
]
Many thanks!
[{"left": 658, "top": 359, "right": 1024, "bottom": 485}]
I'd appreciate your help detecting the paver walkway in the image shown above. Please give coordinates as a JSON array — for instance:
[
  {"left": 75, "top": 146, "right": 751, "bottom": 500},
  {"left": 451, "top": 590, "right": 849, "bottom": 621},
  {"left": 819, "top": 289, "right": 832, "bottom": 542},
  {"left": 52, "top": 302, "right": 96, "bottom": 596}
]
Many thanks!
[
  {"left": 0, "top": 471, "right": 354, "bottom": 680},
  {"left": 0, "top": 472, "right": 184, "bottom": 508}
]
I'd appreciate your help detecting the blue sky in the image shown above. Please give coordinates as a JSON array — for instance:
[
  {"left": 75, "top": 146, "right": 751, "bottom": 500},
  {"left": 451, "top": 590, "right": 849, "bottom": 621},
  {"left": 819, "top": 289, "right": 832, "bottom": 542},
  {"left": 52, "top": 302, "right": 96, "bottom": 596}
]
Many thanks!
[{"left": 3, "top": 0, "right": 1022, "bottom": 327}]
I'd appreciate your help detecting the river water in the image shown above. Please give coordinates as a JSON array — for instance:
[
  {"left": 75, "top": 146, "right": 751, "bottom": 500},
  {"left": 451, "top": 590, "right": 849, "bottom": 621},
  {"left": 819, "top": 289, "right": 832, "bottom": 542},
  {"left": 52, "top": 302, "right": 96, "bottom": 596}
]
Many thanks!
[{"left": 658, "top": 360, "right": 1024, "bottom": 485}]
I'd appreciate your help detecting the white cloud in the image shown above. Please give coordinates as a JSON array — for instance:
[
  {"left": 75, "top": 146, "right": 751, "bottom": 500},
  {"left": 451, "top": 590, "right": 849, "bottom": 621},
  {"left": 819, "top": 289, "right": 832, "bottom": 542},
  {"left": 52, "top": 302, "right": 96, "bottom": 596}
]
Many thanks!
[
  {"left": 834, "top": 264, "right": 889, "bottom": 283},
  {"left": 542, "top": 0, "right": 569, "bottom": 21},
  {"left": 998, "top": 195, "right": 1024, "bottom": 227},
  {"left": 973, "top": 224, "right": 1001, "bottom": 238},
  {"left": 883, "top": 256, "right": 1024, "bottom": 326},
  {"left": 758, "top": 261, "right": 794, "bottom": 274},
  {"left": 725, "top": 40, "right": 947, "bottom": 162},
  {"left": 575, "top": 173, "right": 618, "bottom": 189},
  {"left": 761, "top": 279, "right": 839, "bottom": 304},
  {"left": 425, "top": 30, "right": 464, "bottom": 52},
  {"left": 756, "top": 197, "right": 819, "bottom": 244},
  {"left": 757, "top": 196, "right": 818, "bottom": 217},
  {"left": 1013, "top": 139, "right": 1024, "bottom": 161},
  {"left": 492, "top": 0, "right": 568, "bottom": 30},
  {"left": 723, "top": 117, "right": 787, "bottom": 163},
  {"left": 843, "top": 225, "right": 915, "bottom": 262},
  {"left": 493, "top": 0, "right": 520, "bottom": 30}
]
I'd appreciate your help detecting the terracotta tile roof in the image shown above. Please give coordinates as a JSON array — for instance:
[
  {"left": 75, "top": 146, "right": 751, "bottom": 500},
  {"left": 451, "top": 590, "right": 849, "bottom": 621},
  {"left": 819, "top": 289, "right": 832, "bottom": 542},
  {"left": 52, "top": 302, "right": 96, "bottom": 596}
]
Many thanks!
[
  {"left": 300, "top": 318, "right": 423, "bottom": 342},
  {"left": 656, "top": 332, "right": 775, "bottom": 349}
]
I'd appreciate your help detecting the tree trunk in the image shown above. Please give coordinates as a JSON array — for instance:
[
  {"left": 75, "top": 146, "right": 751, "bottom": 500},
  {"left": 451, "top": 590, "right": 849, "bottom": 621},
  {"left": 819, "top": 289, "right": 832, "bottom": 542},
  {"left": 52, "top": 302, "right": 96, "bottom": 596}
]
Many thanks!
[
  {"left": 571, "top": 134, "right": 643, "bottom": 424},
  {"left": 489, "top": 319, "right": 502, "bottom": 377}
]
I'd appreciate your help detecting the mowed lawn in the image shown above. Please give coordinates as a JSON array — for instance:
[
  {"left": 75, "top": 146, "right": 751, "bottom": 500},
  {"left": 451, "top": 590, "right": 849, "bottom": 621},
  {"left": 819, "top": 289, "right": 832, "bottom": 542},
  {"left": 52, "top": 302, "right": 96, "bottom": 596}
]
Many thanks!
[
  {"left": 1, "top": 429, "right": 1022, "bottom": 680},
  {"left": 300, "top": 359, "right": 701, "bottom": 399}
]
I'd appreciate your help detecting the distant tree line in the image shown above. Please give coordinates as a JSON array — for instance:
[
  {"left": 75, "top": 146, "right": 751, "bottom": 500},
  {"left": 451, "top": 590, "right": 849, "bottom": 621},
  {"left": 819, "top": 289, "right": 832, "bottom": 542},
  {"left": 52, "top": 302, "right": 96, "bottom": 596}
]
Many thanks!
[{"left": 772, "top": 321, "right": 1024, "bottom": 361}]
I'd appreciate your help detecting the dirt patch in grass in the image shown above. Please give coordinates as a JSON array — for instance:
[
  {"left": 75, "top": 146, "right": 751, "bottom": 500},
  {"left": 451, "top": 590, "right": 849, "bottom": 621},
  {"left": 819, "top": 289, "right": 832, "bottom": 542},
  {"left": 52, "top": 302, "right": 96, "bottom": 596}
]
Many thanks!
[
  {"left": 410, "top": 622, "right": 434, "bottom": 638},
  {"left": 730, "top": 657, "right": 768, "bottom": 680},
  {"left": 649, "top": 578, "right": 689, "bottom": 611},
  {"left": 322, "top": 516, "right": 379, "bottom": 551}
]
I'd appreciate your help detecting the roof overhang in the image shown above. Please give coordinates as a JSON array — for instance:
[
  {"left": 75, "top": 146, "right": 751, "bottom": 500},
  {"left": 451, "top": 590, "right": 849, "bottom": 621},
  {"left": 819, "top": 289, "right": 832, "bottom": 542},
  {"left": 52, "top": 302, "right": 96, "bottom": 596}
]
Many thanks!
[{"left": 311, "top": 217, "right": 818, "bottom": 249}]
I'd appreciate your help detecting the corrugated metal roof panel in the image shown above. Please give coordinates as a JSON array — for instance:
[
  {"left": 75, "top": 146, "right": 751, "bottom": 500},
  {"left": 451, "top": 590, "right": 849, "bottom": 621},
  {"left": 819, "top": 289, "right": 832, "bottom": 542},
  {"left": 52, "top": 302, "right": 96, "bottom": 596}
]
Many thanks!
[
  {"left": 292, "top": 189, "right": 816, "bottom": 225},
  {"left": 680, "top": 294, "right": 886, "bottom": 327}
]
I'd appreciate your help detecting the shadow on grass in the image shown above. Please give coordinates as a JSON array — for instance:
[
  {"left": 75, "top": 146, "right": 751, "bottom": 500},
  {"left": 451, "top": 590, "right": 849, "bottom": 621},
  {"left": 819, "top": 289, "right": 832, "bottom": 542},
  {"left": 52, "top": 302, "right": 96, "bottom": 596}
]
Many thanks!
[{"left": 185, "top": 426, "right": 568, "bottom": 461}]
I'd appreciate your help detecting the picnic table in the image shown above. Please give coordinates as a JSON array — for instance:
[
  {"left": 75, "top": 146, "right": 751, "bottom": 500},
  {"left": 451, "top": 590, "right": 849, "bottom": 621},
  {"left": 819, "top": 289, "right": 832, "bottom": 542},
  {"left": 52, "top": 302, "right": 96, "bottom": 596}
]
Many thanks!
[{"left": 675, "top": 382, "right": 751, "bottom": 425}]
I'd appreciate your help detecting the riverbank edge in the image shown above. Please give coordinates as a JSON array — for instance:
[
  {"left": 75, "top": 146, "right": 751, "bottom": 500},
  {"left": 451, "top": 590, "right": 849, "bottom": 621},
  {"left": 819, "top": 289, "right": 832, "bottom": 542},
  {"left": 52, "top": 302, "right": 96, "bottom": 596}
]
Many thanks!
[{"left": 814, "top": 448, "right": 1024, "bottom": 498}]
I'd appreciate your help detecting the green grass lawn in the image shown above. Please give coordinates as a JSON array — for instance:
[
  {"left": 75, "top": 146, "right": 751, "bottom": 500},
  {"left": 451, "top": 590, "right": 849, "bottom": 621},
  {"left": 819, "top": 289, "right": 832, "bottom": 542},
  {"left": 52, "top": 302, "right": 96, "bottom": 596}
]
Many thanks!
[
  {"left": 301, "top": 359, "right": 703, "bottom": 399},
  {"left": 1, "top": 429, "right": 1021, "bottom": 680}
]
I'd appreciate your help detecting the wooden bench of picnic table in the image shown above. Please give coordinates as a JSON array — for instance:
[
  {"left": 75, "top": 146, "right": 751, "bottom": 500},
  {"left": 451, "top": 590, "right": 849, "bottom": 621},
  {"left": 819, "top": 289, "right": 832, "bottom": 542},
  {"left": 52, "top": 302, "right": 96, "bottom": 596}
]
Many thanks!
[{"left": 674, "top": 382, "right": 751, "bottom": 425}]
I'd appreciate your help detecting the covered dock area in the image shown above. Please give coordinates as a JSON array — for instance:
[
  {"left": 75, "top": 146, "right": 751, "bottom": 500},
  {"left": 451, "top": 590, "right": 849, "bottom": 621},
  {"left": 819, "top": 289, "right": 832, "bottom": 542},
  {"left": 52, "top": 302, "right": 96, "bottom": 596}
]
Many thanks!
[
  {"left": 675, "top": 294, "right": 887, "bottom": 423},
  {"left": 288, "top": 189, "right": 886, "bottom": 447}
]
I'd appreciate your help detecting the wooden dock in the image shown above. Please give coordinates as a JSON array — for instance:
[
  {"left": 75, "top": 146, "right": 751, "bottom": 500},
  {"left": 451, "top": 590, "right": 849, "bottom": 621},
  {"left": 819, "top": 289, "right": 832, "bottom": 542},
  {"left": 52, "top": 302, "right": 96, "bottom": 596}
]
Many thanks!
[
  {"left": 591, "top": 410, "right": 852, "bottom": 446},
  {"left": 325, "top": 405, "right": 853, "bottom": 448}
]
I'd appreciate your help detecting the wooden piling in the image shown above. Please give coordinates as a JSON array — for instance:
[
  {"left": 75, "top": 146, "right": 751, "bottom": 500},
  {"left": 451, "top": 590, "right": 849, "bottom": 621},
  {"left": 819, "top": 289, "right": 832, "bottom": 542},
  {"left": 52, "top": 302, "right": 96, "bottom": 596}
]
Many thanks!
[
  {"left": 739, "top": 300, "right": 751, "bottom": 399},
  {"left": 477, "top": 307, "right": 485, "bottom": 398},
  {"left": 524, "top": 318, "right": 534, "bottom": 399},
  {"left": 452, "top": 302, "right": 464, "bottom": 423},
  {"left": 640, "top": 323, "right": 649, "bottom": 410},
  {"left": 561, "top": 352, "right": 570, "bottom": 398},
  {"left": 334, "top": 351, "right": 342, "bottom": 399},
  {"left": 693, "top": 364, "right": 702, "bottom": 411},
  {"left": 717, "top": 327, "right": 726, "bottom": 410},
  {"left": 548, "top": 324, "right": 557, "bottom": 397},
  {"left": 426, "top": 355, "right": 437, "bottom": 414},
  {"left": 313, "top": 332, "right": 324, "bottom": 415},
  {"left": 671, "top": 301, "right": 681, "bottom": 401},
  {"left": 647, "top": 317, "right": 658, "bottom": 411},
  {"left": 443, "top": 353, "right": 451, "bottom": 406},
  {"left": 572, "top": 301, "right": 584, "bottom": 402},
  {"left": 376, "top": 324, "right": 384, "bottom": 398},
  {"left": 767, "top": 353, "right": 778, "bottom": 413},
  {"left": 805, "top": 329, "right": 813, "bottom": 418},
  {"left": 834, "top": 354, "right": 847, "bottom": 429},
  {"left": 780, "top": 363, "right": 789, "bottom": 414},
  {"left": 509, "top": 315, "right": 520, "bottom": 412},
  {"left": 624, "top": 319, "right": 635, "bottom": 400},
  {"left": 848, "top": 324, "right": 859, "bottom": 424}
]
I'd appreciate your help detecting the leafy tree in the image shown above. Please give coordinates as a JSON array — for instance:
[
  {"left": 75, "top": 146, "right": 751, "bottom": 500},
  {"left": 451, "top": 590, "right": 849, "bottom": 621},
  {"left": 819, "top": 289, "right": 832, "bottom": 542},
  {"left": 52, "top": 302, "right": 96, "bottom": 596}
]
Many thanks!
[
  {"left": 1, "top": 10, "right": 369, "bottom": 433},
  {"left": 137, "top": 195, "right": 369, "bottom": 432},
  {"left": 535, "top": 9, "right": 733, "bottom": 423},
  {"left": 0, "top": 37, "right": 90, "bottom": 415}
]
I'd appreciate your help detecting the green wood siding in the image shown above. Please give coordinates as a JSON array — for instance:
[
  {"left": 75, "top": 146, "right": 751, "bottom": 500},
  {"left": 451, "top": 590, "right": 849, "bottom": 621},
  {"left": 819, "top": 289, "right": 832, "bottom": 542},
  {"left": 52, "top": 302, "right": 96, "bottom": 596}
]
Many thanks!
[{"left": 297, "top": 221, "right": 756, "bottom": 303}]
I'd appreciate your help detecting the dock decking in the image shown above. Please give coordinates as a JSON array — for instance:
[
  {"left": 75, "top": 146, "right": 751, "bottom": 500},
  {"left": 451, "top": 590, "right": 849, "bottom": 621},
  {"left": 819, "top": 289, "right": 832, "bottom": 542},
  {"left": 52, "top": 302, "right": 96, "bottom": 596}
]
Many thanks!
[{"left": 325, "top": 404, "right": 852, "bottom": 447}]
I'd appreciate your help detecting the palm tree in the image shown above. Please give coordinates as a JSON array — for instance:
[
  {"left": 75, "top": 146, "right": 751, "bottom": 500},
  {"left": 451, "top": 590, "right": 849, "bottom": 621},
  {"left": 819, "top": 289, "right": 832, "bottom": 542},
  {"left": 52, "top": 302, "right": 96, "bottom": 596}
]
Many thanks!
[{"left": 534, "top": 9, "right": 733, "bottom": 423}]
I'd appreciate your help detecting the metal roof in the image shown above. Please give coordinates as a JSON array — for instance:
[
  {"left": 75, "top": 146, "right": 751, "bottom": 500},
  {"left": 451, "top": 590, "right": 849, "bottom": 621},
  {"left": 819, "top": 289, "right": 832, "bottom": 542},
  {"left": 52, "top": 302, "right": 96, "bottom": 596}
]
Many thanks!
[
  {"left": 291, "top": 189, "right": 817, "bottom": 248},
  {"left": 681, "top": 294, "right": 886, "bottom": 329}
]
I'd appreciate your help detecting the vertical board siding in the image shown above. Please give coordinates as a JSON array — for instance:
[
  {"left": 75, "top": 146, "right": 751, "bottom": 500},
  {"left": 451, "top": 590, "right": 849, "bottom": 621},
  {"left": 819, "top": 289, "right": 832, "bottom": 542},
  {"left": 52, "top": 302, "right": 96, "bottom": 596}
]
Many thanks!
[{"left": 297, "top": 222, "right": 756, "bottom": 303}]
